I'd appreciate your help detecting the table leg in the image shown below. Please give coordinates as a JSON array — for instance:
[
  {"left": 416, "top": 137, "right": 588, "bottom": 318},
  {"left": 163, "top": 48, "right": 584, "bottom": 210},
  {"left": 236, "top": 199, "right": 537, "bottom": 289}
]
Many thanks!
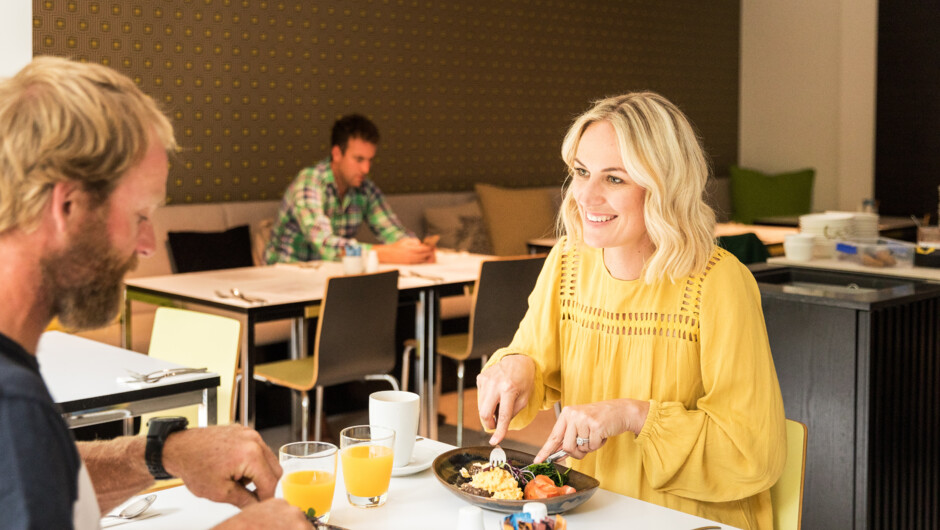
[
  {"left": 201, "top": 387, "right": 218, "bottom": 426},
  {"left": 423, "top": 288, "right": 440, "bottom": 441},
  {"left": 415, "top": 295, "right": 427, "bottom": 437},
  {"left": 239, "top": 314, "right": 256, "bottom": 428},
  {"left": 289, "top": 317, "right": 307, "bottom": 441},
  {"left": 121, "top": 288, "right": 132, "bottom": 350}
]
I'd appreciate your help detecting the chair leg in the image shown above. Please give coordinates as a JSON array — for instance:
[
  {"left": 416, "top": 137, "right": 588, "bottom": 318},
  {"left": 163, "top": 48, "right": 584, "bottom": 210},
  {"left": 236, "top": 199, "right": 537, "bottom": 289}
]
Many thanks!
[
  {"left": 314, "top": 385, "right": 324, "bottom": 442},
  {"left": 456, "top": 360, "right": 465, "bottom": 447},
  {"left": 401, "top": 341, "right": 415, "bottom": 392},
  {"left": 300, "top": 390, "right": 309, "bottom": 442}
]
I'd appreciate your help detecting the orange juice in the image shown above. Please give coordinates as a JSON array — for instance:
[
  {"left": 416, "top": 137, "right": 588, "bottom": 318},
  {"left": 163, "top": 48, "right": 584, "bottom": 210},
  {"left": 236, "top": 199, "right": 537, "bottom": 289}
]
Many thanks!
[
  {"left": 341, "top": 444, "right": 394, "bottom": 497},
  {"left": 282, "top": 470, "right": 335, "bottom": 518}
]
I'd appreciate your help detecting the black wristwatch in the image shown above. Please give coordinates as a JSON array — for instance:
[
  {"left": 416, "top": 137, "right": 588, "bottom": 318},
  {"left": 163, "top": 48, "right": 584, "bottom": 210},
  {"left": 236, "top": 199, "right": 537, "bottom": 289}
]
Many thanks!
[{"left": 145, "top": 416, "right": 189, "bottom": 480}]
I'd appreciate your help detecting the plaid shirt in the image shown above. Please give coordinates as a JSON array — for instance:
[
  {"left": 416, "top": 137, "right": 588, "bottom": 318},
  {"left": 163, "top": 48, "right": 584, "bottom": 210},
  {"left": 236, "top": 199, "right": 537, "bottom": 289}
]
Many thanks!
[{"left": 264, "top": 158, "right": 413, "bottom": 263}]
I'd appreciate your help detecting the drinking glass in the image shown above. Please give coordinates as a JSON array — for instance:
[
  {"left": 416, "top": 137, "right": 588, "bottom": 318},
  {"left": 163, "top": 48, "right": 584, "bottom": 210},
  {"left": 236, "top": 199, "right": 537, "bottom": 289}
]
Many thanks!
[
  {"left": 279, "top": 441, "right": 338, "bottom": 523},
  {"left": 340, "top": 425, "right": 395, "bottom": 508}
]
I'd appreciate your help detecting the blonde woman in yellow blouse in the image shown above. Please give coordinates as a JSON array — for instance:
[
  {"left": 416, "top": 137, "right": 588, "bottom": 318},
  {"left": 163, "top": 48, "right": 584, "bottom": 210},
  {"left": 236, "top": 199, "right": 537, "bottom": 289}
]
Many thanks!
[{"left": 476, "top": 92, "right": 787, "bottom": 529}]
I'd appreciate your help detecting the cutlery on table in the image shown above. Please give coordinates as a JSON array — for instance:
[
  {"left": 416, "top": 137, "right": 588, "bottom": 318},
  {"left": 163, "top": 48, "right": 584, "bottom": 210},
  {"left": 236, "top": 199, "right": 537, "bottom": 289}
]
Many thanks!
[
  {"left": 125, "top": 367, "right": 208, "bottom": 383},
  {"left": 214, "top": 288, "right": 266, "bottom": 303},
  {"left": 401, "top": 270, "right": 444, "bottom": 283},
  {"left": 102, "top": 494, "right": 156, "bottom": 520}
]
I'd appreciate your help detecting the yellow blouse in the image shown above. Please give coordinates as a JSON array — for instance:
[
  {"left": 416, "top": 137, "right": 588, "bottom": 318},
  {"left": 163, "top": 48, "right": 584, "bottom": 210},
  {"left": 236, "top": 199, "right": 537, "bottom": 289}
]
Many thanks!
[{"left": 485, "top": 240, "right": 787, "bottom": 529}]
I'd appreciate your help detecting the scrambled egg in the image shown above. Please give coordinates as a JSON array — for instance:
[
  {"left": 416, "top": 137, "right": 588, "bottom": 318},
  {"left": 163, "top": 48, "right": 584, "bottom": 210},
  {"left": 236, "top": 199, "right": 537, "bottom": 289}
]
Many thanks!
[{"left": 469, "top": 467, "right": 523, "bottom": 500}]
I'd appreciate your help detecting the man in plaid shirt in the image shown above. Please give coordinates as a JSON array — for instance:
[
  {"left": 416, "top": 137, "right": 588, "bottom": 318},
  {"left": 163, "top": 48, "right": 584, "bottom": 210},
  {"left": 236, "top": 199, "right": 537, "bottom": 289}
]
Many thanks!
[{"left": 264, "top": 114, "right": 435, "bottom": 264}]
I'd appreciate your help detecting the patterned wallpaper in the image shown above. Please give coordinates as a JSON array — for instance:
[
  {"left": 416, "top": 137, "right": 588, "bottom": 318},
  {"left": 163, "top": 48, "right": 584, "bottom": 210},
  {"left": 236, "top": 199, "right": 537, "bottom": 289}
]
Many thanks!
[{"left": 33, "top": 0, "right": 739, "bottom": 204}]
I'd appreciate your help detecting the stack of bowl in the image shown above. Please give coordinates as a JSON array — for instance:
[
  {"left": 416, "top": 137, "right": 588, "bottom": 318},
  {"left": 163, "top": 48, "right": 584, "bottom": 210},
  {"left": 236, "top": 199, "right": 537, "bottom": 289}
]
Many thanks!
[{"left": 799, "top": 213, "right": 855, "bottom": 257}]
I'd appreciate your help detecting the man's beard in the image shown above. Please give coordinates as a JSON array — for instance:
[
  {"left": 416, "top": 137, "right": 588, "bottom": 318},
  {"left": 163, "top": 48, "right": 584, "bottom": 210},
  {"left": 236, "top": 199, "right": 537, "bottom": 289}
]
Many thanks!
[{"left": 41, "top": 215, "right": 139, "bottom": 331}]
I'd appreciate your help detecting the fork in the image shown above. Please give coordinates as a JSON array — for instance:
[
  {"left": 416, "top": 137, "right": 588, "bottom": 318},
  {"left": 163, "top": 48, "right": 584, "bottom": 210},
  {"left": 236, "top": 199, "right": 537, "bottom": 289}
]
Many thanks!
[
  {"left": 401, "top": 270, "right": 444, "bottom": 283},
  {"left": 214, "top": 288, "right": 266, "bottom": 303},
  {"left": 488, "top": 445, "right": 507, "bottom": 467},
  {"left": 126, "top": 367, "right": 208, "bottom": 383}
]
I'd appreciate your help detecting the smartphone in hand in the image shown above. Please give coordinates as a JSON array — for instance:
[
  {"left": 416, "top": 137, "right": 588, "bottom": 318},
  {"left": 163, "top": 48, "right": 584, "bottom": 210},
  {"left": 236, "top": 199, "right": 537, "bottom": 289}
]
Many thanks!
[{"left": 422, "top": 234, "right": 440, "bottom": 248}]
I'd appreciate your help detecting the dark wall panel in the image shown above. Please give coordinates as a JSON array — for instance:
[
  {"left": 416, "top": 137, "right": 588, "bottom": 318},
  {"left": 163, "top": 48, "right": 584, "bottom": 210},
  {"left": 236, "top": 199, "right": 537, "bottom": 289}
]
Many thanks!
[
  {"left": 33, "top": 0, "right": 740, "bottom": 204},
  {"left": 875, "top": 1, "right": 940, "bottom": 219}
]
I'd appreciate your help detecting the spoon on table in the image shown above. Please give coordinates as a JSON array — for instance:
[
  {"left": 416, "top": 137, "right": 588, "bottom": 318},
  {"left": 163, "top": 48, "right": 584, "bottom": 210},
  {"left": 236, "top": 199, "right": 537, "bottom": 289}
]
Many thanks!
[
  {"left": 102, "top": 494, "right": 156, "bottom": 520},
  {"left": 229, "top": 288, "right": 266, "bottom": 303}
]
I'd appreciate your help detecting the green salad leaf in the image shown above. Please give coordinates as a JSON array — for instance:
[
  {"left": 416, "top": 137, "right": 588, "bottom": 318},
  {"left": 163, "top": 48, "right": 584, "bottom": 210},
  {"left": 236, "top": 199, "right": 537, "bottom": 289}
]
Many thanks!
[{"left": 522, "top": 462, "right": 570, "bottom": 487}]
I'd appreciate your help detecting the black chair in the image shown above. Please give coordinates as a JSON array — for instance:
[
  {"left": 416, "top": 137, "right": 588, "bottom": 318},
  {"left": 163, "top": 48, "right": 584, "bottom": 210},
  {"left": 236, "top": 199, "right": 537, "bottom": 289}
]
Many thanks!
[
  {"left": 253, "top": 270, "right": 400, "bottom": 441},
  {"left": 405, "top": 255, "right": 546, "bottom": 446}
]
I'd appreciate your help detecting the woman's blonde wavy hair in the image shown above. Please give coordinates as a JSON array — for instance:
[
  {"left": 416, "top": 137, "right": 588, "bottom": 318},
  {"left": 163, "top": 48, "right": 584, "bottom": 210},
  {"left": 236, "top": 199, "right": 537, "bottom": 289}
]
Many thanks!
[
  {"left": 0, "top": 56, "right": 176, "bottom": 234},
  {"left": 558, "top": 92, "right": 716, "bottom": 283}
]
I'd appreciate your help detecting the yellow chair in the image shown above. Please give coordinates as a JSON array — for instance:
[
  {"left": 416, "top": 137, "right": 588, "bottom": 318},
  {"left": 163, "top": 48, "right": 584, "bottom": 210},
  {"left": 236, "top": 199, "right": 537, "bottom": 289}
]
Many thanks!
[
  {"left": 405, "top": 255, "right": 545, "bottom": 446},
  {"left": 139, "top": 307, "right": 242, "bottom": 430},
  {"left": 254, "top": 270, "right": 401, "bottom": 441},
  {"left": 771, "top": 419, "right": 808, "bottom": 530}
]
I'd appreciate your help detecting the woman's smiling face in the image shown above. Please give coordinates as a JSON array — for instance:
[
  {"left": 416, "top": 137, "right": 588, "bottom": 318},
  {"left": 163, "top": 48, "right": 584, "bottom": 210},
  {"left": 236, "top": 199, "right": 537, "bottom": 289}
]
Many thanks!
[{"left": 570, "top": 120, "right": 650, "bottom": 253}]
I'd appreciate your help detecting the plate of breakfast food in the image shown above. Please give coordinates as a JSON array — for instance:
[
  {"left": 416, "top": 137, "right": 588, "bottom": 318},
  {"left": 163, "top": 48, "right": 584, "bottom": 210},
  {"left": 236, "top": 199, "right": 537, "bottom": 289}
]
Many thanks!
[{"left": 432, "top": 446, "right": 599, "bottom": 514}]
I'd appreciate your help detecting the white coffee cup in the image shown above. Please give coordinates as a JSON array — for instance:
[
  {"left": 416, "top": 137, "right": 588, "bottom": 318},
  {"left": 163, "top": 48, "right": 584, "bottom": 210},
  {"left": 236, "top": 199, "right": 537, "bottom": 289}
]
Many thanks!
[
  {"left": 784, "top": 233, "right": 816, "bottom": 261},
  {"left": 368, "top": 390, "right": 420, "bottom": 468},
  {"left": 342, "top": 255, "right": 364, "bottom": 275}
]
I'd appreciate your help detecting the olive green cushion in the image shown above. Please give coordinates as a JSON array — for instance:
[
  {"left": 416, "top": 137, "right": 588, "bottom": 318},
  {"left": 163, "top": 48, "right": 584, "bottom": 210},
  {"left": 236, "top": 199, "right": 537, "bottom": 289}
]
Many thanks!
[
  {"left": 475, "top": 183, "right": 557, "bottom": 256},
  {"left": 730, "top": 166, "right": 815, "bottom": 224}
]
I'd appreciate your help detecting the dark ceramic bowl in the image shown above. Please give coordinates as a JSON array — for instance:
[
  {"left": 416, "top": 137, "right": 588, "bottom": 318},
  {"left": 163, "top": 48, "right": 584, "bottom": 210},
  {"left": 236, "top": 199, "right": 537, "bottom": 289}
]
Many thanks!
[{"left": 432, "top": 445, "right": 600, "bottom": 514}]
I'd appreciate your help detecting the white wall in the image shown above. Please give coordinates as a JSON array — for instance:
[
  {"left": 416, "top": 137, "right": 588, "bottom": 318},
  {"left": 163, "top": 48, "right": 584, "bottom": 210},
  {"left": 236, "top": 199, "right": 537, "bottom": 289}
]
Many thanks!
[
  {"left": 740, "top": 0, "right": 878, "bottom": 212},
  {"left": 0, "top": 0, "right": 31, "bottom": 78}
]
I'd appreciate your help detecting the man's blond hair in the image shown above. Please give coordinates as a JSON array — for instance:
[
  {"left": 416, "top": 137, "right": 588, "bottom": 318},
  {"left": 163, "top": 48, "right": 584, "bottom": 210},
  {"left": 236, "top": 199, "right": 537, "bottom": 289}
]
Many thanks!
[
  {"left": 0, "top": 56, "right": 176, "bottom": 233},
  {"left": 558, "top": 92, "right": 716, "bottom": 283}
]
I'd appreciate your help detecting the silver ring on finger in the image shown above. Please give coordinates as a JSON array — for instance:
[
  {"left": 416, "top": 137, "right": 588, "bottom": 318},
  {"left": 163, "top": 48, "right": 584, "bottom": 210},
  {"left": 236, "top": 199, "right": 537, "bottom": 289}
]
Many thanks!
[{"left": 576, "top": 436, "right": 590, "bottom": 446}]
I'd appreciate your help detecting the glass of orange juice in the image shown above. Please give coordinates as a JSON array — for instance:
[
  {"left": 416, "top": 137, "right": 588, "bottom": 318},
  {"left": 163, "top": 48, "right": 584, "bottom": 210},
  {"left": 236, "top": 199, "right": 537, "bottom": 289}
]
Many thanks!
[
  {"left": 279, "top": 441, "right": 338, "bottom": 523},
  {"left": 339, "top": 425, "right": 395, "bottom": 508}
]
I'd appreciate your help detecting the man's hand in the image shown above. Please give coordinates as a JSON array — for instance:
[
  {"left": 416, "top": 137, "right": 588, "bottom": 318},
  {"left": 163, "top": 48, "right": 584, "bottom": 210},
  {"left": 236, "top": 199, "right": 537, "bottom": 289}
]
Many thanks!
[
  {"left": 162, "top": 424, "right": 282, "bottom": 508},
  {"left": 374, "top": 237, "right": 435, "bottom": 264},
  {"left": 476, "top": 355, "right": 536, "bottom": 445},
  {"left": 213, "top": 499, "right": 311, "bottom": 529}
]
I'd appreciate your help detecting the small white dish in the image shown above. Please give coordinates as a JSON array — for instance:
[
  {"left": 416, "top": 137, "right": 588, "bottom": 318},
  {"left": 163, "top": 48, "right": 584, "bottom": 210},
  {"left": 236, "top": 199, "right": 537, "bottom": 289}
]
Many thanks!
[{"left": 391, "top": 440, "right": 441, "bottom": 477}]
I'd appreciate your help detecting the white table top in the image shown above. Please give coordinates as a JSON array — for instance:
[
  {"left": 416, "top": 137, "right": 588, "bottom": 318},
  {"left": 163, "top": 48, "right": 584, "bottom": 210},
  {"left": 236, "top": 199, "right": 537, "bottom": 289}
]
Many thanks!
[
  {"left": 767, "top": 257, "right": 940, "bottom": 283},
  {"left": 125, "top": 250, "right": 490, "bottom": 309},
  {"left": 109, "top": 438, "right": 736, "bottom": 529},
  {"left": 37, "top": 331, "right": 219, "bottom": 411}
]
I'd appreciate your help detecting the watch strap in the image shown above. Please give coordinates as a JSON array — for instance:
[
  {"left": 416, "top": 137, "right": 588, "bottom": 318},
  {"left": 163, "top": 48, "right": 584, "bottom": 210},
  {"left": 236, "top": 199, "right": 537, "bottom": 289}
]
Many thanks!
[{"left": 145, "top": 417, "right": 188, "bottom": 480}]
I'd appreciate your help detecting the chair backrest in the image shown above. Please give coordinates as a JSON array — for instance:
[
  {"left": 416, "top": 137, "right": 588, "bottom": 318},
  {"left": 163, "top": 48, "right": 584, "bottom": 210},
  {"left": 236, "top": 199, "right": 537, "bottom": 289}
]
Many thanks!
[
  {"left": 771, "top": 419, "right": 808, "bottom": 530},
  {"left": 313, "top": 270, "right": 400, "bottom": 388},
  {"left": 140, "top": 307, "right": 241, "bottom": 429},
  {"left": 466, "top": 255, "right": 546, "bottom": 361},
  {"left": 716, "top": 232, "right": 770, "bottom": 264}
]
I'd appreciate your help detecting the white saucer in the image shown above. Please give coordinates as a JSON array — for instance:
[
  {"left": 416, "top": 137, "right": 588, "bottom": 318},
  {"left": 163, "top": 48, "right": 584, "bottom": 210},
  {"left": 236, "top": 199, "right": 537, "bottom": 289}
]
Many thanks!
[{"left": 391, "top": 441, "right": 440, "bottom": 477}]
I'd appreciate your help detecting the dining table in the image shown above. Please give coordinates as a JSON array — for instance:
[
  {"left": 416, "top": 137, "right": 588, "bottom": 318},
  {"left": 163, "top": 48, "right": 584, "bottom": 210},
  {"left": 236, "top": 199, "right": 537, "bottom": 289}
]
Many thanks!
[
  {"left": 37, "top": 331, "right": 221, "bottom": 435},
  {"left": 122, "top": 250, "right": 490, "bottom": 439},
  {"left": 103, "top": 438, "right": 738, "bottom": 529}
]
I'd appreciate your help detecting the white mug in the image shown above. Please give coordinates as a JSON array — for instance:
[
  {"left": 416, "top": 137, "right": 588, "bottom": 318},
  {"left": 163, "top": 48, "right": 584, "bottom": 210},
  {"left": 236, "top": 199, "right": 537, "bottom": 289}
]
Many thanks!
[
  {"left": 342, "top": 255, "right": 364, "bottom": 275},
  {"left": 369, "top": 390, "right": 420, "bottom": 468}
]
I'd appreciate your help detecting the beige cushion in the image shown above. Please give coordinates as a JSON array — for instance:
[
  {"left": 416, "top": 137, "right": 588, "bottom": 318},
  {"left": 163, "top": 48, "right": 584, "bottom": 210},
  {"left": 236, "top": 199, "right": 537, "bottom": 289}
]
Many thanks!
[
  {"left": 424, "top": 200, "right": 492, "bottom": 255},
  {"left": 474, "top": 184, "right": 557, "bottom": 256},
  {"left": 252, "top": 218, "right": 275, "bottom": 266}
]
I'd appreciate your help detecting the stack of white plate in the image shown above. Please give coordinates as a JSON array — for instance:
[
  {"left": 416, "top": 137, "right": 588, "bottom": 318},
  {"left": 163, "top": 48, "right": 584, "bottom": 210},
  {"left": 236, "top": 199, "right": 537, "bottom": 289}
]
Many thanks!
[
  {"left": 799, "top": 213, "right": 855, "bottom": 257},
  {"left": 824, "top": 211, "right": 880, "bottom": 239},
  {"left": 853, "top": 212, "right": 879, "bottom": 239}
]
